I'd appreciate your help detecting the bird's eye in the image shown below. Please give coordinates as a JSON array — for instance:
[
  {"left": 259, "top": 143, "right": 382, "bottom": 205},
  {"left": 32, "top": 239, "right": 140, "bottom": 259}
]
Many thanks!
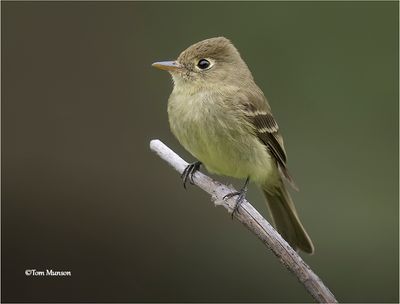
[{"left": 197, "top": 59, "right": 211, "bottom": 70}]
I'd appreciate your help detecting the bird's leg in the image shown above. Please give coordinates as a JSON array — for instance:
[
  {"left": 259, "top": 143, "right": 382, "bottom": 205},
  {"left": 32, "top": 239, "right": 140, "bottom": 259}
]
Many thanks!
[
  {"left": 181, "top": 161, "right": 202, "bottom": 189},
  {"left": 223, "top": 177, "right": 250, "bottom": 219}
]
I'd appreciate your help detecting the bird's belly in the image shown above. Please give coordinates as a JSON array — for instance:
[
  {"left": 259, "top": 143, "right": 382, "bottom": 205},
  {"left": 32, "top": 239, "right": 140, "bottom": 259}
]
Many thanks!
[
  {"left": 169, "top": 105, "right": 276, "bottom": 184},
  {"left": 198, "top": 135, "right": 274, "bottom": 183}
]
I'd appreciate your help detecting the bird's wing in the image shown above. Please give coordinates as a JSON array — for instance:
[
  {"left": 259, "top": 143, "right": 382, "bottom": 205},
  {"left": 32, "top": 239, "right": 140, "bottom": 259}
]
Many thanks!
[{"left": 242, "top": 93, "right": 298, "bottom": 190}]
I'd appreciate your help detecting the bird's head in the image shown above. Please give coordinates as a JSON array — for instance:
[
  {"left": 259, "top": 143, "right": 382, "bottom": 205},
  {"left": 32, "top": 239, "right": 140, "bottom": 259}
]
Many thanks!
[{"left": 152, "top": 37, "right": 252, "bottom": 89}]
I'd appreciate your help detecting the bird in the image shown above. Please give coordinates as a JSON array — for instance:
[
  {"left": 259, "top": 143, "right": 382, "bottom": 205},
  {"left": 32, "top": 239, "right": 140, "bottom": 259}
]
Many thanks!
[{"left": 152, "top": 37, "right": 314, "bottom": 254}]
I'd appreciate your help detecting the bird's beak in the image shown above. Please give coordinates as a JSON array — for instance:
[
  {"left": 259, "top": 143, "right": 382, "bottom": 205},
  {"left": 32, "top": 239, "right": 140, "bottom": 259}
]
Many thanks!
[{"left": 152, "top": 61, "right": 182, "bottom": 72}]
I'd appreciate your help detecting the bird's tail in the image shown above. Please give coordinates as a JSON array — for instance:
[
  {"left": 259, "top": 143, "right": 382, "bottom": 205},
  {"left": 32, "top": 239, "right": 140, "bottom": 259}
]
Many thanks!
[{"left": 262, "top": 181, "right": 314, "bottom": 254}]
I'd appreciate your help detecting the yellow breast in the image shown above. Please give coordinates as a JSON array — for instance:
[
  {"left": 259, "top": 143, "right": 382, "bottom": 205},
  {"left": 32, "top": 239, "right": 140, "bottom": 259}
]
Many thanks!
[{"left": 167, "top": 88, "right": 279, "bottom": 186}]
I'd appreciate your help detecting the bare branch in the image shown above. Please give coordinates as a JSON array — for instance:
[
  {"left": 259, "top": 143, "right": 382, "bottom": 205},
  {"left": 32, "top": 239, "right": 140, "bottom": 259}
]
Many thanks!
[{"left": 150, "top": 139, "right": 338, "bottom": 303}]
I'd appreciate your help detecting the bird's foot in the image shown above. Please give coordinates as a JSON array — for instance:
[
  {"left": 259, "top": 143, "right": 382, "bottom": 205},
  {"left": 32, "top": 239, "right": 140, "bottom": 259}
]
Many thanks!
[
  {"left": 223, "top": 177, "right": 250, "bottom": 219},
  {"left": 181, "top": 161, "right": 202, "bottom": 189}
]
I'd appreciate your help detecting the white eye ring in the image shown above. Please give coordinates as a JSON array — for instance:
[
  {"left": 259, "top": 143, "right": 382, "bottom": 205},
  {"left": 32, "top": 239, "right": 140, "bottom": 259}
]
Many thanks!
[{"left": 195, "top": 58, "right": 214, "bottom": 70}]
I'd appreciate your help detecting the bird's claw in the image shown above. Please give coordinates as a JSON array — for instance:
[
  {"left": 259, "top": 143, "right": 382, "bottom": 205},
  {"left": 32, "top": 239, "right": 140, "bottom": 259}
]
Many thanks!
[
  {"left": 223, "top": 177, "right": 250, "bottom": 219},
  {"left": 224, "top": 189, "right": 247, "bottom": 219},
  {"left": 181, "top": 161, "right": 202, "bottom": 189}
]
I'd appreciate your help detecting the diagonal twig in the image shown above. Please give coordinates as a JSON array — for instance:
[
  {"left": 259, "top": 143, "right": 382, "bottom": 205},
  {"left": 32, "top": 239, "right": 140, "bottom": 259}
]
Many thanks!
[{"left": 150, "top": 139, "right": 338, "bottom": 303}]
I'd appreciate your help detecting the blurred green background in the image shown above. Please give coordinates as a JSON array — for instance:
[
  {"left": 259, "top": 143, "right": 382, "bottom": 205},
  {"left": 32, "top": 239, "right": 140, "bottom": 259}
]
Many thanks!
[{"left": 2, "top": 1, "right": 398, "bottom": 303}]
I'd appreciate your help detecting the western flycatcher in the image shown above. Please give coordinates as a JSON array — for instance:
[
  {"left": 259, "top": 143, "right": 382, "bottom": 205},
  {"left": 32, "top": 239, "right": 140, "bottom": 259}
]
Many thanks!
[{"left": 152, "top": 37, "right": 314, "bottom": 254}]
